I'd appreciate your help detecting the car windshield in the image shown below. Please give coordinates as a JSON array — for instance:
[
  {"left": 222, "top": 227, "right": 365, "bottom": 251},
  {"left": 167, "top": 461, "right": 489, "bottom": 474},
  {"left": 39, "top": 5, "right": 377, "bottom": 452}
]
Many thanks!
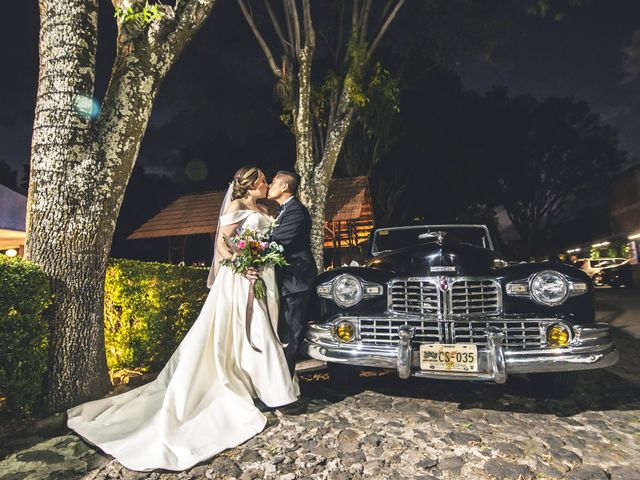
[
  {"left": 371, "top": 225, "right": 493, "bottom": 255},
  {"left": 593, "top": 260, "right": 614, "bottom": 268},
  {"left": 601, "top": 258, "right": 626, "bottom": 267}
]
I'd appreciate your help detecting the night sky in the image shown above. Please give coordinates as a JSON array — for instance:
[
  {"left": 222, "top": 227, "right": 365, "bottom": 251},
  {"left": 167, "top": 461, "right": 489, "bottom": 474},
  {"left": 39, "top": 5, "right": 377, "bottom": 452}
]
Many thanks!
[
  {"left": 456, "top": 0, "right": 640, "bottom": 164},
  {"left": 1, "top": 1, "right": 639, "bottom": 184}
]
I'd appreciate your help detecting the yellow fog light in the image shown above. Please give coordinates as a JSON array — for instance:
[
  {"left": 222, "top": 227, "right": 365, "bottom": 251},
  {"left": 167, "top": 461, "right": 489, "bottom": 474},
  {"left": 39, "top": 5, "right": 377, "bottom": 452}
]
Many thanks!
[
  {"left": 546, "top": 324, "right": 571, "bottom": 346},
  {"left": 335, "top": 322, "right": 355, "bottom": 342}
]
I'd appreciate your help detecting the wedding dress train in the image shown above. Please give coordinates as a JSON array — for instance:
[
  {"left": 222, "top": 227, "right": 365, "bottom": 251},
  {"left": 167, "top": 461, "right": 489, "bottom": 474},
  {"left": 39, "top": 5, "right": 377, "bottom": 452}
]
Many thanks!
[{"left": 67, "top": 211, "right": 299, "bottom": 471}]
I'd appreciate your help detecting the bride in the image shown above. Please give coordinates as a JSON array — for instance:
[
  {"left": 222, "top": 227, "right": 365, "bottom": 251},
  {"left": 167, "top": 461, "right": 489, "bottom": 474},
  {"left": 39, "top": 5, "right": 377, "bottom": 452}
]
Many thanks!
[{"left": 67, "top": 166, "right": 300, "bottom": 472}]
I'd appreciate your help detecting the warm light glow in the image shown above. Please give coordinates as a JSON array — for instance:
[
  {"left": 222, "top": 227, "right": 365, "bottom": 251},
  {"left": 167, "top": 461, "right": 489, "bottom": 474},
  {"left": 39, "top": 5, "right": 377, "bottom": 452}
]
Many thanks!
[
  {"left": 547, "top": 324, "right": 570, "bottom": 347},
  {"left": 5, "top": 249, "right": 18, "bottom": 258},
  {"left": 591, "top": 241, "right": 611, "bottom": 248},
  {"left": 629, "top": 232, "right": 640, "bottom": 240},
  {"left": 336, "top": 322, "right": 355, "bottom": 342},
  {"left": 566, "top": 248, "right": 581, "bottom": 253}
]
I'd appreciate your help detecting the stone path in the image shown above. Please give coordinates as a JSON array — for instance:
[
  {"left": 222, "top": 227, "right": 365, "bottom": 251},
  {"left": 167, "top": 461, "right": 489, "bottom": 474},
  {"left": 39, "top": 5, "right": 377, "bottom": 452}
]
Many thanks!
[{"left": 1, "top": 289, "right": 639, "bottom": 480}]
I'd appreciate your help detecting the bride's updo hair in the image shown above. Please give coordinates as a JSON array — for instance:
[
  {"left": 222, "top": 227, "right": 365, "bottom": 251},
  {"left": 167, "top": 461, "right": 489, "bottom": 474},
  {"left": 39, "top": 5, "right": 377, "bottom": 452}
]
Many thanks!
[{"left": 231, "top": 166, "right": 263, "bottom": 200}]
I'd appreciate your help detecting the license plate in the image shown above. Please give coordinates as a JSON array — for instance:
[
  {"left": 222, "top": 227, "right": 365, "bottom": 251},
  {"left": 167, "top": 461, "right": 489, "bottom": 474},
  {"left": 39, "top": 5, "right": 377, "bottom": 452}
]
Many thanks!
[{"left": 420, "top": 343, "right": 478, "bottom": 372}]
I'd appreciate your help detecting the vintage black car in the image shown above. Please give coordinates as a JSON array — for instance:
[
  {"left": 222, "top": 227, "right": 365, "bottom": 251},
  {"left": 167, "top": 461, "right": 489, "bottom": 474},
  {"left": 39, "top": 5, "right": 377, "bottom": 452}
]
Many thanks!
[{"left": 303, "top": 224, "right": 618, "bottom": 397}]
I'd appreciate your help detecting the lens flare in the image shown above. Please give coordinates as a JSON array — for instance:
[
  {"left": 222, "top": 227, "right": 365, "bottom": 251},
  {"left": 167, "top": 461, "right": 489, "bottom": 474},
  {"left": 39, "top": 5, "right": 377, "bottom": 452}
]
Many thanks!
[
  {"left": 185, "top": 159, "right": 208, "bottom": 182},
  {"left": 73, "top": 95, "right": 100, "bottom": 120}
]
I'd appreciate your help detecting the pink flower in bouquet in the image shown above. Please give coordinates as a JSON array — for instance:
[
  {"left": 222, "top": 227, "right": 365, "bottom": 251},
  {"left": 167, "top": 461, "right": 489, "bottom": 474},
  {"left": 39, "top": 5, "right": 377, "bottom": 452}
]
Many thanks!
[{"left": 221, "top": 226, "right": 288, "bottom": 300}]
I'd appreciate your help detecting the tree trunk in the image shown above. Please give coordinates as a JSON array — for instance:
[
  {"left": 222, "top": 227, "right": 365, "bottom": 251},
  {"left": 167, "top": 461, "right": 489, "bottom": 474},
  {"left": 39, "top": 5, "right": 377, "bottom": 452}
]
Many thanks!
[
  {"left": 26, "top": 0, "right": 111, "bottom": 412},
  {"left": 299, "top": 179, "right": 329, "bottom": 271},
  {"left": 297, "top": 80, "right": 355, "bottom": 272},
  {"left": 26, "top": 0, "right": 216, "bottom": 413}
]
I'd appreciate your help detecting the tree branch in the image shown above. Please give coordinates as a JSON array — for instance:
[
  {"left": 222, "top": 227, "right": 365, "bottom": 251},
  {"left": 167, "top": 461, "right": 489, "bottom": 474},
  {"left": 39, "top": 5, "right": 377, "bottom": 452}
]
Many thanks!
[
  {"left": 366, "top": 0, "right": 405, "bottom": 62},
  {"left": 352, "top": 0, "right": 360, "bottom": 33},
  {"left": 286, "top": 0, "right": 302, "bottom": 53},
  {"left": 265, "top": 0, "right": 292, "bottom": 55},
  {"left": 169, "top": 0, "right": 217, "bottom": 52},
  {"left": 360, "top": 0, "right": 373, "bottom": 41},
  {"left": 237, "top": 0, "right": 283, "bottom": 78},
  {"left": 335, "top": 0, "right": 345, "bottom": 71},
  {"left": 281, "top": 0, "right": 295, "bottom": 54},
  {"left": 301, "top": 0, "right": 315, "bottom": 49}
]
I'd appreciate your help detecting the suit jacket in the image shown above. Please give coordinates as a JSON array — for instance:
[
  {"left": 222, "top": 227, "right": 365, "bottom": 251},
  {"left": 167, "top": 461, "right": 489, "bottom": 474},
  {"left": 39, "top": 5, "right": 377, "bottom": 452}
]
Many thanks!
[{"left": 270, "top": 197, "right": 318, "bottom": 296}]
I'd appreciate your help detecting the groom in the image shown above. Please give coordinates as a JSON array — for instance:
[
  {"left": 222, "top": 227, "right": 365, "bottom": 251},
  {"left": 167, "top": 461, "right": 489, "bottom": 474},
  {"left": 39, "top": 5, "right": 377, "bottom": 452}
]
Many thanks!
[{"left": 266, "top": 170, "right": 318, "bottom": 377}]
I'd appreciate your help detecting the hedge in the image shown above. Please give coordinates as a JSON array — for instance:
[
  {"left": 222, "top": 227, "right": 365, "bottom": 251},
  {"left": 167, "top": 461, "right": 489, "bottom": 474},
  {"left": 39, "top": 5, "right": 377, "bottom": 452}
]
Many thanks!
[
  {"left": 0, "top": 256, "right": 51, "bottom": 412},
  {"left": 104, "top": 259, "right": 210, "bottom": 371}
]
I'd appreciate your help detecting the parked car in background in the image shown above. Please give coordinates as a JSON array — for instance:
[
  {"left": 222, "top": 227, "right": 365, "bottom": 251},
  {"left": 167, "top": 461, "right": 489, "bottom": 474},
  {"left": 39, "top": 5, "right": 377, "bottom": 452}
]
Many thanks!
[
  {"left": 575, "top": 257, "right": 628, "bottom": 279},
  {"left": 593, "top": 262, "right": 635, "bottom": 288},
  {"left": 304, "top": 224, "right": 618, "bottom": 398}
]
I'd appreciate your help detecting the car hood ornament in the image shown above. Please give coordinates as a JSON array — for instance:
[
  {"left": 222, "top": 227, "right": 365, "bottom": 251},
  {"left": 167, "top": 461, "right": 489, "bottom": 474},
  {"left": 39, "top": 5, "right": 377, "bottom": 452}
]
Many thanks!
[
  {"left": 418, "top": 230, "right": 447, "bottom": 245},
  {"left": 438, "top": 276, "right": 449, "bottom": 292}
]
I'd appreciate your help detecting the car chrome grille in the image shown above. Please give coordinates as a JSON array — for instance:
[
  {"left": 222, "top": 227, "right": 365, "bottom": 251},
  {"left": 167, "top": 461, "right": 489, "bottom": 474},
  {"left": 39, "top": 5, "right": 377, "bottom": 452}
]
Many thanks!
[
  {"left": 359, "top": 317, "right": 544, "bottom": 349},
  {"left": 390, "top": 279, "right": 439, "bottom": 315},
  {"left": 450, "top": 280, "right": 500, "bottom": 314},
  {"left": 360, "top": 277, "right": 543, "bottom": 350}
]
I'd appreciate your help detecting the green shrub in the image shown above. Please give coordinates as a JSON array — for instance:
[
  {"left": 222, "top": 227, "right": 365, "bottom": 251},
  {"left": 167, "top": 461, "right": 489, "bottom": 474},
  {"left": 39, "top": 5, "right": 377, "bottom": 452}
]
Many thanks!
[
  {"left": 0, "top": 256, "right": 51, "bottom": 412},
  {"left": 104, "top": 259, "right": 209, "bottom": 371}
]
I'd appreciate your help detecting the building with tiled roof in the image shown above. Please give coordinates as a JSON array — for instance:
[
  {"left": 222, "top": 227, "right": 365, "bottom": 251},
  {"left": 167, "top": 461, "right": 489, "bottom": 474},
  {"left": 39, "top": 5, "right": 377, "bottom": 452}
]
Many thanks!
[{"left": 128, "top": 176, "right": 374, "bottom": 266}]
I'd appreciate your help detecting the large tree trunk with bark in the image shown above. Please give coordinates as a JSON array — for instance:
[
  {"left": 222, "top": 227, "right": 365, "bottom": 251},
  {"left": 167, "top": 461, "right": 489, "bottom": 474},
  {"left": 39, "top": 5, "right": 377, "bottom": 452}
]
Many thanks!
[
  {"left": 27, "top": 0, "right": 111, "bottom": 412},
  {"left": 26, "top": 0, "right": 216, "bottom": 413}
]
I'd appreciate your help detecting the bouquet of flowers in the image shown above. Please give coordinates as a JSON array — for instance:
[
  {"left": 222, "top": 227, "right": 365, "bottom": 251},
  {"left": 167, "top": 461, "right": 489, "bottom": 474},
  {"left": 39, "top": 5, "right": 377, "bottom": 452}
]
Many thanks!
[{"left": 221, "top": 225, "right": 288, "bottom": 299}]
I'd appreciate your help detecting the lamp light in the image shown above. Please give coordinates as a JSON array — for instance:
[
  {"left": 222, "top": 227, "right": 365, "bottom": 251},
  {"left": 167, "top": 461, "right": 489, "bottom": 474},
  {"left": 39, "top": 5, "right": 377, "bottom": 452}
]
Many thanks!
[
  {"left": 335, "top": 321, "right": 355, "bottom": 342},
  {"left": 546, "top": 324, "right": 571, "bottom": 347}
]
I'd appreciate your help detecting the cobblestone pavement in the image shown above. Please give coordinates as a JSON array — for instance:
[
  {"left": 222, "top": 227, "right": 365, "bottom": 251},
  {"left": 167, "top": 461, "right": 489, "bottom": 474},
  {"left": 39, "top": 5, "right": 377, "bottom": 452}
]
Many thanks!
[{"left": 1, "top": 289, "right": 639, "bottom": 480}]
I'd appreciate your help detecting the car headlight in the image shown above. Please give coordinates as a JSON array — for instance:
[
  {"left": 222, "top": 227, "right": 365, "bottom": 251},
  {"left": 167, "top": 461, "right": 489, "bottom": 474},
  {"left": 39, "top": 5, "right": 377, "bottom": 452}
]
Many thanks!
[
  {"left": 332, "top": 274, "right": 364, "bottom": 307},
  {"left": 530, "top": 271, "right": 569, "bottom": 306}
]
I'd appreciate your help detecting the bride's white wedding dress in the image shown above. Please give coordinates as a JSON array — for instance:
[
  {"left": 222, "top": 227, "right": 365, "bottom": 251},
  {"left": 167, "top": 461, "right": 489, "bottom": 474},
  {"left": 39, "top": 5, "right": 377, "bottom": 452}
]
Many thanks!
[{"left": 67, "top": 210, "right": 299, "bottom": 471}]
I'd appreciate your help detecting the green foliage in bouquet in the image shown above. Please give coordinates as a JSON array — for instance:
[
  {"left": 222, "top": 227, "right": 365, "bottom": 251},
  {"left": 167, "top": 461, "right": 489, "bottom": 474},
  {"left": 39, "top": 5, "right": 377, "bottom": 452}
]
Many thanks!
[
  {"left": 221, "top": 226, "right": 288, "bottom": 299},
  {"left": 0, "top": 256, "right": 51, "bottom": 413},
  {"left": 104, "top": 259, "right": 209, "bottom": 371}
]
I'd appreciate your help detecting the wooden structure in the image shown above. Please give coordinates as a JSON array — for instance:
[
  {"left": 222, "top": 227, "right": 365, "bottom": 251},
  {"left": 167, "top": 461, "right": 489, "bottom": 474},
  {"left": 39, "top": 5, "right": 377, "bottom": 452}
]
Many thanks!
[
  {"left": 322, "top": 177, "right": 374, "bottom": 265},
  {"left": 128, "top": 177, "right": 375, "bottom": 265},
  {"left": 128, "top": 190, "right": 228, "bottom": 241}
]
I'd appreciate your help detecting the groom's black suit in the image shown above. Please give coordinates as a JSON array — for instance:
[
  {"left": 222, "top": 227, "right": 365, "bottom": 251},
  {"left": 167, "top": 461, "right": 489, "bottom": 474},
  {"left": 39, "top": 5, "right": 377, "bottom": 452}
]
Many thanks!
[{"left": 270, "top": 197, "right": 318, "bottom": 376}]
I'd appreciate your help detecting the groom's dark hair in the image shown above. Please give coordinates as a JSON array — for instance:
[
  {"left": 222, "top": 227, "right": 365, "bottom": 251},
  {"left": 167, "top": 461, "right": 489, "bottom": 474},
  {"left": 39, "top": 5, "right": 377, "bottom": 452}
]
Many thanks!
[{"left": 276, "top": 170, "right": 300, "bottom": 195}]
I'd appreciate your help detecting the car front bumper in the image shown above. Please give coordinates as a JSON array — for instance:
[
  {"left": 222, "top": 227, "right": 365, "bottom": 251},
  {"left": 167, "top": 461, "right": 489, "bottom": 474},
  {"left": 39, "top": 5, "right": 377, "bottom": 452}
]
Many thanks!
[{"left": 302, "top": 317, "right": 618, "bottom": 383}]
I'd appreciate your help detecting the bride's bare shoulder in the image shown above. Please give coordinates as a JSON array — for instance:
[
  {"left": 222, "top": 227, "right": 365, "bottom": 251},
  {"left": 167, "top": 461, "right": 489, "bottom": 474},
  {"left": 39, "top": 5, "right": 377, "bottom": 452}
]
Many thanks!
[{"left": 225, "top": 199, "right": 244, "bottom": 214}]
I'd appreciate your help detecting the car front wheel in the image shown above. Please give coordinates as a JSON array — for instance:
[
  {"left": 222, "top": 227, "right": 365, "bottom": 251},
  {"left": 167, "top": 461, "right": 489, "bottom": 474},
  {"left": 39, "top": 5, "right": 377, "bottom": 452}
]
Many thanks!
[{"left": 529, "top": 371, "right": 578, "bottom": 398}]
